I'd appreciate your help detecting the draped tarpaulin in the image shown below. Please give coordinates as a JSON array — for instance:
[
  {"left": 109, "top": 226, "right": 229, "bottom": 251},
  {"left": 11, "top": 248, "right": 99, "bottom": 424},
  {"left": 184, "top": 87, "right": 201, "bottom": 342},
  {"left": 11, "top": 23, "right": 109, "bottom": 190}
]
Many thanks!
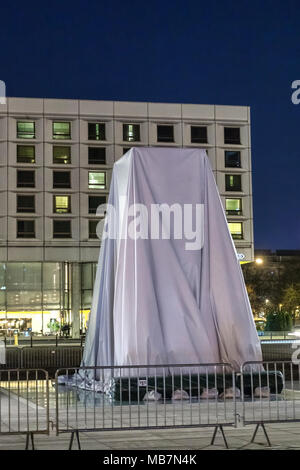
[{"left": 82, "top": 147, "right": 262, "bottom": 373}]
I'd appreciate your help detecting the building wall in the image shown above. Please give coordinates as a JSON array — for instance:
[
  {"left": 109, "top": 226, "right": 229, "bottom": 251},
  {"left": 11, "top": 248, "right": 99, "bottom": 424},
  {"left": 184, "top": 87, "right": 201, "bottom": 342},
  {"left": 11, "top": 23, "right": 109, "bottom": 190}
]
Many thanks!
[{"left": 0, "top": 98, "right": 254, "bottom": 336}]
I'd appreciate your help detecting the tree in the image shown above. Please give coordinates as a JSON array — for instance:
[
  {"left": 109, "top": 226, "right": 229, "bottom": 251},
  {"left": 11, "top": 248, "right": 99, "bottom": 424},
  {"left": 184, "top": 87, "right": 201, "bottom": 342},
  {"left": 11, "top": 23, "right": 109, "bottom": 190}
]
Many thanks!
[
  {"left": 282, "top": 283, "right": 300, "bottom": 321},
  {"left": 265, "top": 310, "right": 293, "bottom": 332}
]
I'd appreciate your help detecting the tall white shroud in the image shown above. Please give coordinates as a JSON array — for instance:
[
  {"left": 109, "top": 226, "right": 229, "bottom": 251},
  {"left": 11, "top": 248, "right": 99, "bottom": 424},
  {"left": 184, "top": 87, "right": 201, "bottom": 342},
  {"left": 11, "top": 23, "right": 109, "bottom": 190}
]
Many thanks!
[{"left": 83, "top": 148, "right": 262, "bottom": 372}]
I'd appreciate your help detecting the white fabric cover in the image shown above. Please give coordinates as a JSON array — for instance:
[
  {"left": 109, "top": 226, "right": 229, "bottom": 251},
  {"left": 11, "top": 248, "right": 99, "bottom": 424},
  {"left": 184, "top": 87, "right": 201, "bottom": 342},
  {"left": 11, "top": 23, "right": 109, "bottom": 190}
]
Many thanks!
[{"left": 82, "top": 147, "right": 262, "bottom": 372}]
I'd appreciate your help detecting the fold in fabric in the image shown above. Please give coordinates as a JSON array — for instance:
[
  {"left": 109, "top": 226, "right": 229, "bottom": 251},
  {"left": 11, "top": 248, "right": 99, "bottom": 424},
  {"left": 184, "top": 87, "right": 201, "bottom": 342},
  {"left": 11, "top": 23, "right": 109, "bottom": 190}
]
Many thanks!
[{"left": 82, "top": 147, "right": 262, "bottom": 374}]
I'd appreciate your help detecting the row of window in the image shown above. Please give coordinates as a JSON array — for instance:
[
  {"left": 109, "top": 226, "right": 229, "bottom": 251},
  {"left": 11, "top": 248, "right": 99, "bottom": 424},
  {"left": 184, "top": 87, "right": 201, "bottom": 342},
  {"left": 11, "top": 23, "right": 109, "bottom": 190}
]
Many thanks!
[
  {"left": 16, "top": 219, "right": 99, "bottom": 239},
  {"left": 16, "top": 121, "right": 242, "bottom": 145},
  {"left": 15, "top": 170, "right": 106, "bottom": 189},
  {"left": 15, "top": 195, "right": 242, "bottom": 216},
  {"left": 17, "top": 145, "right": 106, "bottom": 165},
  {"left": 13, "top": 171, "right": 243, "bottom": 191},
  {"left": 15, "top": 145, "right": 241, "bottom": 168},
  {"left": 15, "top": 219, "right": 244, "bottom": 240},
  {"left": 16, "top": 195, "right": 106, "bottom": 214}
]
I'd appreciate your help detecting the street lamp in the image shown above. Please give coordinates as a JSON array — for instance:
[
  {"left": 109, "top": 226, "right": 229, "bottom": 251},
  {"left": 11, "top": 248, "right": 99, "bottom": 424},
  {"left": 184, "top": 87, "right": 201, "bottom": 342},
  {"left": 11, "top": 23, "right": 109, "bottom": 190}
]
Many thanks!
[{"left": 255, "top": 258, "right": 263, "bottom": 265}]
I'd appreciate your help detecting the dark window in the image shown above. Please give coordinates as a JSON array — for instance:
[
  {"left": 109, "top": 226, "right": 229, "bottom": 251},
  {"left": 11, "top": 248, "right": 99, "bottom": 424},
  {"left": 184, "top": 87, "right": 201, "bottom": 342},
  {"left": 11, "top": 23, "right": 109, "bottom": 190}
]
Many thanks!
[
  {"left": 225, "top": 150, "right": 241, "bottom": 168},
  {"left": 17, "top": 195, "right": 35, "bottom": 213},
  {"left": 225, "top": 198, "right": 242, "bottom": 216},
  {"left": 53, "top": 220, "right": 71, "bottom": 238},
  {"left": 17, "top": 220, "right": 35, "bottom": 238},
  {"left": 17, "top": 170, "right": 35, "bottom": 188},
  {"left": 17, "top": 145, "right": 35, "bottom": 163},
  {"left": 225, "top": 174, "right": 242, "bottom": 192},
  {"left": 17, "top": 121, "right": 35, "bottom": 139},
  {"left": 88, "top": 123, "right": 106, "bottom": 141},
  {"left": 123, "top": 147, "right": 131, "bottom": 155},
  {"left": 53, "top": 171, "right": 71, "bottom": 189},
  {"left": 224, "top": 127, "right": 240, "bottom": 145},
  {"left": 89, "top": 195, "right": 107, "bottom": 214},
  {"left": 53, "top": 146, "right": 71, "bottom": 164},
  {"left": 89, "top": 220, "right": 98, "bottom": 239},
  {"left": 53, "top": 195, "right": 71, "bottom": 213},
  {"left": 157, "top": 125, "right": 174, "bottom": 142},
  {"left": 88, "top": 147, "right": 106, "bottom": 165},
  {"left": 123, "top": 124, "right": 140, "bottom": 142},
  {"left": 191, "top": 126, "right": 207, "bottom": 144},
  {"left": 53, "top": 122, "right": 71, "bottom": 140}
]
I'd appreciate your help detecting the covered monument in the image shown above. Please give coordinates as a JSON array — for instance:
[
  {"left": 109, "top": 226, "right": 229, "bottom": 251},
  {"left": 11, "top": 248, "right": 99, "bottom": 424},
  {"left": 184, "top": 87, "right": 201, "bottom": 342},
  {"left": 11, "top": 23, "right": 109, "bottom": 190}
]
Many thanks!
[{"left": 82, "top": 147, "right": 262, "bottom": 373}]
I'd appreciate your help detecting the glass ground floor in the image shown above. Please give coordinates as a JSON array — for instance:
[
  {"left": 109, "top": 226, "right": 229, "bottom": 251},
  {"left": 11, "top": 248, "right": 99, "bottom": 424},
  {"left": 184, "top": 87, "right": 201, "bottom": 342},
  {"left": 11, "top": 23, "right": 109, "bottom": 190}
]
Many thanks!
[{"left": 0, "top": 262, "right": 98, "bottom": 338}]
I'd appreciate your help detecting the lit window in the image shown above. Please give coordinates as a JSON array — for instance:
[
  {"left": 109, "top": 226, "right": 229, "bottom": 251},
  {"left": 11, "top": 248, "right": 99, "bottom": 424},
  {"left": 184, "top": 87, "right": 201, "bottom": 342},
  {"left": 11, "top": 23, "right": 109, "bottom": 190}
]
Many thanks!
[
  {"left": 123, "top": 124, "right": 140, "bottom": 142},
  {"left": 53, "top": 196, "right": 71, "bottom": 213},
  {"left": 17, "top": 121, "right": 35, "bottom": 139},
  {"left": 53, "top": 122, "right": 71, "bottom": 140},
  {"left": 226, "top": 198, "right": 242, "bottom": 215},
  {"left": 225, "top": 174, "right": 242, "bottom": 191},
  {"left": 17, "top": 145, "right": 35, "bottom": 163},
  {"left": 157, "top": 125, "right": 174, "bottom": 143},
  {"left": 191, "top": 126, "right": 207, "bottom": 144},
  {"left": 53, "top": 146, "right": 71, "bottom": 164},
  {"left": 228, "top": 222, "right": 243, "bottom": 240},
  {"left": 88, "top": 172, "right": 106, "bottom": 189},
  {"left": 225, "top": 150, "right": 241, "bottom": 168},
  {"left": 224, "top": 127, "right": 240, "bottom": 145},
  {"left": 88, "top": 123, "right": 105, "bottom": 141}
]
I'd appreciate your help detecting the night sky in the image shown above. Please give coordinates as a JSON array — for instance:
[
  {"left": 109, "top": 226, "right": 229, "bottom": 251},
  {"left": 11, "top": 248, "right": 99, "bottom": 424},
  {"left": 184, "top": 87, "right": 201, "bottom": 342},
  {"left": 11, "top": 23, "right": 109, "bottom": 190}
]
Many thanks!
[{"left": 1, "top": 0, "right": 299, "bottom": 250}]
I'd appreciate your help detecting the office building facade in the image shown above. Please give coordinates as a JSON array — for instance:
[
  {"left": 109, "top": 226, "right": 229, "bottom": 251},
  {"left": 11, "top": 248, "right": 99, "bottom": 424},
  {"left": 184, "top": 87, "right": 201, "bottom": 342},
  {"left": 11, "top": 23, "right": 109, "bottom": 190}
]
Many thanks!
[{"left": 0, "top": 98, "right": 253, "bottom": 336}]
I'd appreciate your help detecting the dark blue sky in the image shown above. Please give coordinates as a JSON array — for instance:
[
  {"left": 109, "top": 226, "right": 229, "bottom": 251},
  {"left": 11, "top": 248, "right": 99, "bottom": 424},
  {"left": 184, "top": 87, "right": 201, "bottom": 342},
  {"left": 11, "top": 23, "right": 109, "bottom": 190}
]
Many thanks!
[{"left": 1, "top": 0, "right": 299, "bottom": 249}]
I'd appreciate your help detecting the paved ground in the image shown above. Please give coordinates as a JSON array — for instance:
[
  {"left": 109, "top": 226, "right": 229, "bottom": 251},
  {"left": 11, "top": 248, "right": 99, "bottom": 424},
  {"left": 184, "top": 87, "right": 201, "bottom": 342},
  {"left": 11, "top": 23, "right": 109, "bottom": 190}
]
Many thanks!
[{"left": 1, "top": 422, "right": 300, "bottom": 450}]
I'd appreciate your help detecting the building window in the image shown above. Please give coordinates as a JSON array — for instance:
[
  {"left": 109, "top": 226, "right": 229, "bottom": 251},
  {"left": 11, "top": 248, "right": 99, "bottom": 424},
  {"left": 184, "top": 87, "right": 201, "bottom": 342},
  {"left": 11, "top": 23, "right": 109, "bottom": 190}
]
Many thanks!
[
  {"left": 123, "top": 147, "right": 131, "bottom": 155},
  {"left": 225, "top": 150, "right": 241, "bottom": 168},
  {"left": 53, "top": 195, "right": 71, "bottom": 214},
  {"left": 53, "top": 122, "right": 71, "bottom": 140},
  {"left": 157, "top": 125, "right": 174, "bottom": 143},
  {"left": 53, "top": 171, "right": 71, "bottom": 189},
  {"left": 88, "top": 195, "right": 107, "bottom": 214},
  {"left": 17, "top": 195, "right": 35, "bottom": 213},
  {"left": 53, "top": 146, "right": 71, "bottom": 164},
  {"left": 17, "top": 220, "right": 35, "bottom": 238},
  {"left": 224, "top": 127, "right": 240, "bottom": 145},
  {"left": 88, "top": 172, "right": 106, "bottom": 189},
  {"left": 88, "top": 147, "right": 106, "bottom": 165},
  {"left": 89, "top": 220, "right": 98, "bottom": 239},
  {"left": 88, "top": 123, "right": 105, "bottom": 141},
  {"left": 17, "top": 145, "right": 35, "bottom": 163},
  {"left": 225, "top": 174, "right": 242, "bottom": 192},
  {"left": 17, "top": 121, "right": 35, "bottom": 139},
  {"left": 123, "top": 124, "right": 140, "bottom": 142},
  {"left": 228, "top": 222, "right": 243, "bottom": 240},
  {"left": 17, "top": 170, "right": 35, "bottom": 188},
  {"left": 191, "top": 126, "right": 207, "bottom": 144},
  {"left": 53, "top": 220, "right": 71, "bottom": 238},
  {"left": 225, "top": 198, "right": 242, "bottom": 216}
]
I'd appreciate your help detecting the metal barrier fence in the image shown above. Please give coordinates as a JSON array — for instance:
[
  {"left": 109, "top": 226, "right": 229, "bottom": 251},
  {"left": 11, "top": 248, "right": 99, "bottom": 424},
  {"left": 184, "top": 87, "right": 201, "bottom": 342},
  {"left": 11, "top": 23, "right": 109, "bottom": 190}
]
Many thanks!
[
  {"left": 0, "top": 346, "right": 83, "bottom": 375},
  {"left": 55, "top": 363, "right": 237, "bottom": 449},
  {"left": 240, "top": 360, "right": 300, "bottom": 446},
  {"left": 0, "top": 369, "right": 49, "bottom": 449}
]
